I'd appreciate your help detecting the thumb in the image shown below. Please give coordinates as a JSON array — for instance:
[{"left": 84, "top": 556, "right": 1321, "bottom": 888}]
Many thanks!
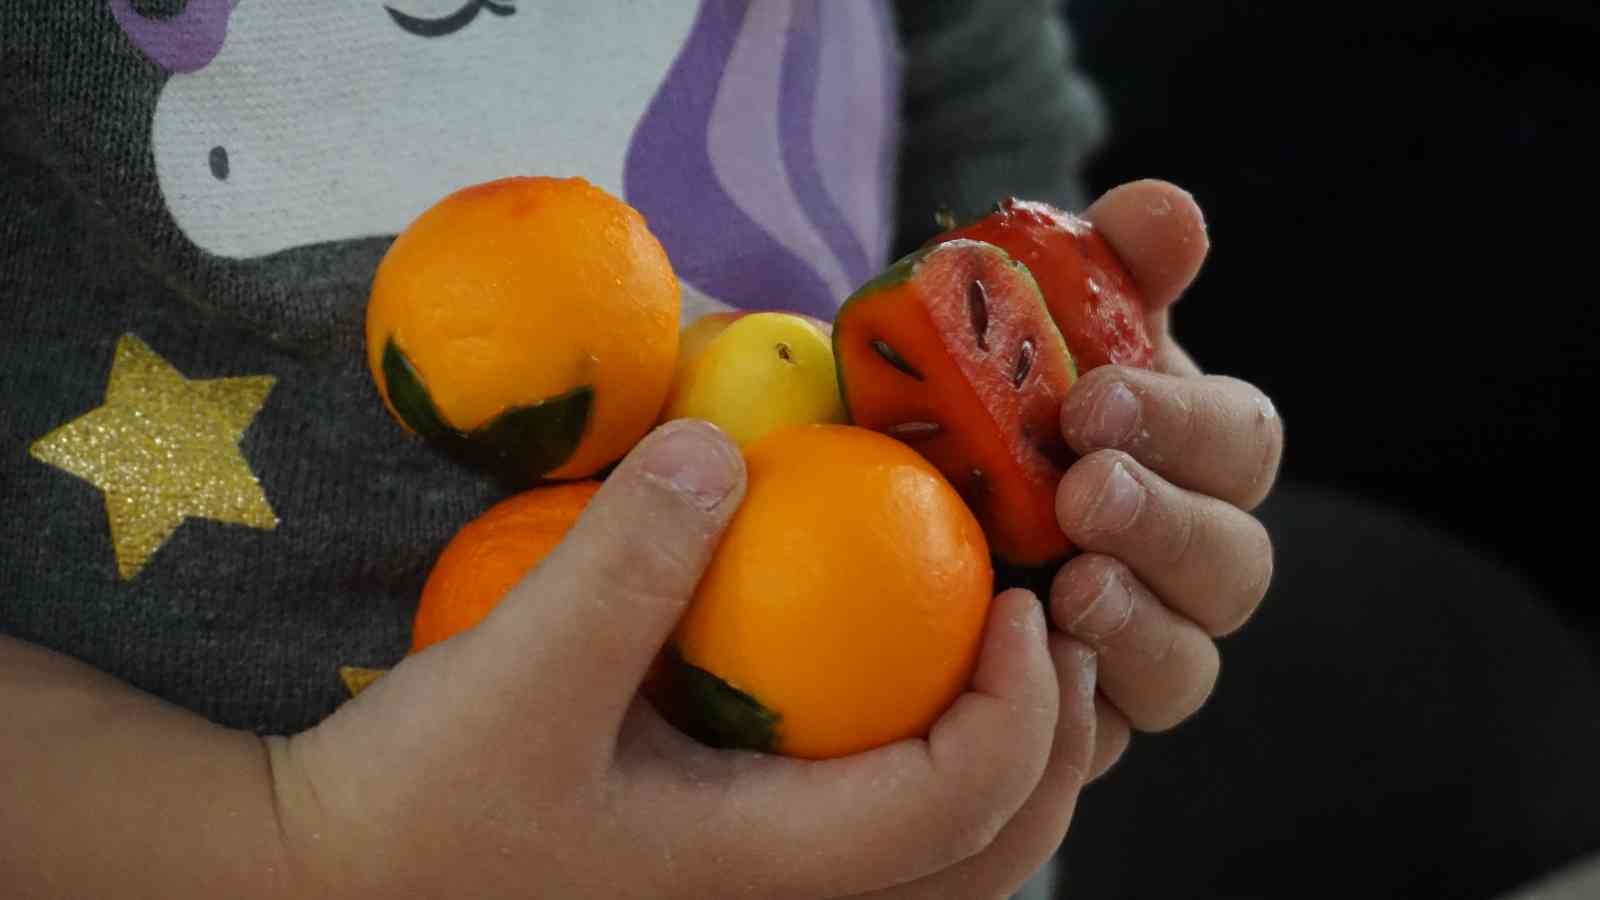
[
  {"left": 468, "top": 418, "right": 746, "bottom": 738},
  {"left": 1083, "top": 179, "right": 1209, "bottom": 313}
]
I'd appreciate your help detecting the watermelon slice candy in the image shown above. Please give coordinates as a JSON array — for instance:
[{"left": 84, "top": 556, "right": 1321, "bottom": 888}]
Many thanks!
[{"left": 833, "top": 238, "right": 1079, "bottom": 570}]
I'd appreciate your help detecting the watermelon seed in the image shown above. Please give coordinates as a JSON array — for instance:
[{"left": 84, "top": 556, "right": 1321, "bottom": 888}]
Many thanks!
[
  {"left": 887, "top": 421, "right": 943, "bottom": 440},
  {"left": 968, "top": 280, "right": 990, "bottom": 351},
  {"left": 775, "top": 342, "right": 794, "bottom": 364},
  {"left": 872, "top": 339, "right": 924, "bottom": 381},
  {"left": 1013, "top": 339, "right": 1035, "bottom": 388}
]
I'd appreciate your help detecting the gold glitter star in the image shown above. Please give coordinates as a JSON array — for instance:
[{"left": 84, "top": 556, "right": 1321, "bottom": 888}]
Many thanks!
[
  {"left": 339, "top": 665, "right": 389, "bottom": 698},
  {"left": 30, "top": 334, "right": 279, "bottom": 580}
]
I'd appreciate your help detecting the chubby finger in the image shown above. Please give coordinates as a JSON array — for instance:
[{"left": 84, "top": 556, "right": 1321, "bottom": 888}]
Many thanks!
[
  {"left": 1083, "top": 180, "right": 1209, "bottom": 313},
  {"left": 1051, "top": 554, "right": 1220, "bottom": 732},
  {"left": 679, "top": 590, "right": 1058, "bottom": 898},
  {"left": 1056, "top": 451, "right": 1275, "bottom": 637},
  {"left": 1061, "top": 366, "right": 1284, "bottom": 511},
  {"left": 849, "top": 636, "right": 1096, "bottom": 900},
  {"left": 473, "top": 420, "right": 746, "bottom": 738}
]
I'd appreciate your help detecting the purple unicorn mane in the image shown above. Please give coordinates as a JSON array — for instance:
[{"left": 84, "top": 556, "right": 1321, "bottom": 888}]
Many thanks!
[
  {"left": 110, "top": 0, "right": 238, "bottom": 74},
  {"left": 624, "top": 0, "right": 900, "bottom": 319}
]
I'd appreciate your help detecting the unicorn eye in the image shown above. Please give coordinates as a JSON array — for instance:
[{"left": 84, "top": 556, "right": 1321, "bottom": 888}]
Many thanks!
[{"left": 384, "top": 0, "right": 515, "bottom": 38}]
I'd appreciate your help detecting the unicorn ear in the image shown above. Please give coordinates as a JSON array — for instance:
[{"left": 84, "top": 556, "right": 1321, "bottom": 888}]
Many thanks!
[{"left": 109, "top": 0, "right": 237, "bottom": 74}]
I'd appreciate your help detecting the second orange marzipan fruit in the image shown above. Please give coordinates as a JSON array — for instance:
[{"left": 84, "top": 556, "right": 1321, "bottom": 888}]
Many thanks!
[
  {"left": 411, "top": 480, "right": 601, "bottom": 654},
  {"left": 651, "top": 424, "right": 995, "bottom": 760}
]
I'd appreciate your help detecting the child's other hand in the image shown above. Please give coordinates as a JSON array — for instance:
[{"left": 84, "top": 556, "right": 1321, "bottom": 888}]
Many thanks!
[
  {"left": 1053, "top": 181, "right": 1283, "bottom": 778},
  {"left": 271, "top": 420, "right": 1099, "bottom": 899}
]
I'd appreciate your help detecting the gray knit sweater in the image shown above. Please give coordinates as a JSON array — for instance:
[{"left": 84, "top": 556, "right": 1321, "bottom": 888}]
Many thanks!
[{"left": 0, "top": 0, "right": 1104, "bottom": 738}]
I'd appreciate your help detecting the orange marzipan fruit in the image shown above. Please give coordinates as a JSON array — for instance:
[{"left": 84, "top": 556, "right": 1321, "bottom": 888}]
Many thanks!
[
  {"left": 411, "top": 480, "right": 602, "bottom": 654},
  {"left": 366, "top": 176, "right": 680, "bottom": 481},
  {"left": 667, "top": 423, "right": 995, "bottom": 760}
]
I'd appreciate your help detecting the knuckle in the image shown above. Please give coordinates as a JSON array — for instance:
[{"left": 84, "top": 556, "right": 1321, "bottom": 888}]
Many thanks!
[
  {"left": 1243, "top": 395, "right": 1285, "bottom": 508},
  {"left": 1127, "top": 635, "right": 1189, "bottom": 732},
  {"left": 1217, "top": 524, "right": 1275, "bottom": 636},
  {"left": 1143, "top": 617, "right": 1183, "bottom": 670},
  {"left": 1170, "top": 645, "right": 1221, "bottom": 729},
  {"left": 1210, "top": 600, "right": 1250, "bottom": 640},
  {"left": 1138, "top": 651, "right": 1218, "bottom": 733},
  {"left": 1253, "top": 527, "right": 1277, "bottom": 598},
  {"left": 1245, "top": 529, "right": 1277, "bottom": 610},
  {"left": 922, "top": 752, "right": 1015, "bottom": 864},
  {"left": 939, "top": 718, "right": 1051, "bottom": 854},
  {"left": 1200, "top": 377, "right": 1284, "bottom": 509},
  {"left": 985, "top": 700, "right": 1056, "bottom": 777}
]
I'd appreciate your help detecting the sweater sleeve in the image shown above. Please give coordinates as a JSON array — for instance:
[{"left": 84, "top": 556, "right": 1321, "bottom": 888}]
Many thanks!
[{"left": 891, "top": 0, "right": 1108, "bottom": 256}]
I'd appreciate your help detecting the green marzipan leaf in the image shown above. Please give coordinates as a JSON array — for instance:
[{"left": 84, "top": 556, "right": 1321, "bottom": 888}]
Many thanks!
[
  {"left": 657, "top": 649, "right": 780, "bottom": 754},
  {"left": 383, "top": 337, "right": 594, "bottom": 483},
  {"left": 382, "top": 338, "right": 454, "bottom": 441},
  {"left": 469, "top": 386, "right": 594, "bottom": 481}
]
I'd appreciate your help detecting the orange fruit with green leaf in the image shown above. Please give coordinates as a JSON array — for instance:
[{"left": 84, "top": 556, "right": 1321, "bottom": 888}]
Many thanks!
[
  {"left": 365, "top": 176, "right": 679, "bottom": 482},
  {"left": 650, "top": 423, "right": 994, "bottom": 760}
]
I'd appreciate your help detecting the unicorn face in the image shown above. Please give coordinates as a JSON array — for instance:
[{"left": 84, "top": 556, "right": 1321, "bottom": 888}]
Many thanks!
[
  {"left": 135, "top": 0, "right": 696, "bottom": 261},
  {"left": 113, "top": 0, "right": 899, "bottom": 319}
]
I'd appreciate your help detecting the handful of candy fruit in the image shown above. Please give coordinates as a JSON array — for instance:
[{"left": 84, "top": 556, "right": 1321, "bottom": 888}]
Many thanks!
[{"left": 351, "top": 176, "right": 1152, "bottom": 760}]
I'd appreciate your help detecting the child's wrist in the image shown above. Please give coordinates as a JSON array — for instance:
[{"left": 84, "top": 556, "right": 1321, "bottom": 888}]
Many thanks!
[{"left": 263, "top": 733, "right": 364, "bottom": 897}]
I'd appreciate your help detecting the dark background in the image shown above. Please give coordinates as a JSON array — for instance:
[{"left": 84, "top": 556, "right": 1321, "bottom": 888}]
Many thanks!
[
  {"left": 1051, "top": 2, "right": 1600, "bottom": 898},
  {"left": 1066, "top": 0, "right": 1595, "bottom": 646}
]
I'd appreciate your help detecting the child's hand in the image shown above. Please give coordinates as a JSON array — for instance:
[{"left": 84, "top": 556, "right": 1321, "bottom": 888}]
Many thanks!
[
  {"left": 1053, "top": 181, "right": 1283, "bottom": 777},
  {"left": 271, "top": 420, "right": 1100, "bottom": 899}
]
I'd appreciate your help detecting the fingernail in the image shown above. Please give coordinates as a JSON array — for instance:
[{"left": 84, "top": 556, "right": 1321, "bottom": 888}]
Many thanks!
[
  {"left": 641, "top": 421, "right": 739, "bottom": 510},
  {"left": 1086, "top": 461, "right": 1142, "bottom": 533},
  {"left": 1069, "top": 568, "right": 1134, "bottom": 644},
  {"left": 1080, "top": 382, "right": 1141, "bottom": 448}
]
